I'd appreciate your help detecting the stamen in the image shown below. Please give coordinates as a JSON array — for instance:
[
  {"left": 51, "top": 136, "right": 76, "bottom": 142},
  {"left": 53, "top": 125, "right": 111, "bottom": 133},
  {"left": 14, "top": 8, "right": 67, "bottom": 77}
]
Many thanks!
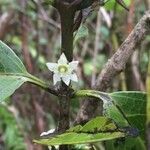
[{"left": 58, "top": 65, "right": 68, "bottom": 73}]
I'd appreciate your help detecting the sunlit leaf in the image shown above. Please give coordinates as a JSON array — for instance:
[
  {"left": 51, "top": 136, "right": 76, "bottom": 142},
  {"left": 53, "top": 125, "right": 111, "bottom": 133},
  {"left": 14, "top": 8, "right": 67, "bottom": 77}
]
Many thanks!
[
  {"left": 74, "top": 90, "right": 147, "bottom": 149},
  {"left": 34, "top": 117, "right": 126, "bottom": 146},
  {"left": 106, "top": 91, "right": 147, "bottom": 150},
  {"left": 0, "top": 41, "right": 49, "bottom": 102},
  {"left": 105, "top": 0, "right": 130, "bottom": 11},
  {"left": 110, "top": 91, "right": 146, "bottom": 137},
  {"left": 74, "top": 90, "right": 130, "bottom": 128},
  {"left": 0, "top": 76, "right": 27, "bottom": 102}
]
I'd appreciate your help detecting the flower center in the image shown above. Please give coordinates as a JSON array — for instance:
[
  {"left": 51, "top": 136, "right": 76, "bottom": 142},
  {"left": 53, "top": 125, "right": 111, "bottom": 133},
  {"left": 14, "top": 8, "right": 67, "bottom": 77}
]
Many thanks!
[{"left": 58, "top": 65, "right": 68, "bottom": 73}]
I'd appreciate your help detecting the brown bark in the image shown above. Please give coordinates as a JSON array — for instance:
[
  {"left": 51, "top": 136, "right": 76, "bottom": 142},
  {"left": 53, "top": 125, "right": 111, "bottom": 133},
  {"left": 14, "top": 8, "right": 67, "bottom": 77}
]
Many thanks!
[{"left": 56, "top": 2, "right": 76, "bottom": 150}]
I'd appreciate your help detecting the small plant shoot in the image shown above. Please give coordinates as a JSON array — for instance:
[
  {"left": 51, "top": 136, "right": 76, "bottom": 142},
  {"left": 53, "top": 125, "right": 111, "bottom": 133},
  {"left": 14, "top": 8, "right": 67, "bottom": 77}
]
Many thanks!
[{"left": 0, "top": 0, "right": 149, "bottom": 150}]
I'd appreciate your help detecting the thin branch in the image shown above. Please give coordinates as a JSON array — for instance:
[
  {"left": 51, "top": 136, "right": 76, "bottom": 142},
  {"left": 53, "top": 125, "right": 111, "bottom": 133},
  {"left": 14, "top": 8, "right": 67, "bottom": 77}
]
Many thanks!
[
  {"left": 96, "top": 10, "right": 150, "bottom": 91},
  {"left": 75, "top": 10, "right": 150, "bottom": 124}
]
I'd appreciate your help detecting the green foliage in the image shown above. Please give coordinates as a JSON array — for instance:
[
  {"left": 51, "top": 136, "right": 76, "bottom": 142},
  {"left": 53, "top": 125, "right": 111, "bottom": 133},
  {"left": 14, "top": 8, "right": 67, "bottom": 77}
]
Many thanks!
[
  {"left": 77, "top": 90, "right": 130, "bottom": 127},
  {"left": 74, "top": 90, "right": 147, "bottom": 149},
  {"left": 105, "top": 137, "right": 146, "bottom": 150},
  {"left": 0, "top": 1, "right": 149, "bottom": 149},
  {"left": 0, "top": 41, "right": 28, "bottom": 102},
  {"left": 34, "top": 91, "right": 147, "bottom": 147},
  {"left": 75, "top": 90, "right": 146, "bottom": 131},
  {"left": 0, "top": 76, "right": 27, "bottom": 102},
  {"left": 34, "top": 117, "right": 125, "bottom": 146},
  {"left": 0, "top": 41, "right": 49, "bottom": 102},
  {"left": 0, "top": 41, "right": 27, "bottom": 73},
  {"left": 110, "top": 91, "right": 146, "bottom": 137},
  {"left": 105, "top": 0, "right": 131, "bottom": 11},
  {"left": 105, "top": 91, "right": 147, "bottom": 150},
  {"left": 0, "top": 105, "right": 26, "bottom": 150}
]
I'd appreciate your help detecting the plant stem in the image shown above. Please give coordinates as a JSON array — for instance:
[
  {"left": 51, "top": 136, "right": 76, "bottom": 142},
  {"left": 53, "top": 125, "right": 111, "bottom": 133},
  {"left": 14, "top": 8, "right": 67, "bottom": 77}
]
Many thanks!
[
  {"left": 56, "top": 2, "right": 76, "bottom": 150},
  {"left": 58, "top": 3, "right": 75, "bottom": 61},
  {"left": 27, "top": 74, "right": 58, "bottom": 95},
  {"left": 73, "top": 90, "right": 108, "bottom": 99}
]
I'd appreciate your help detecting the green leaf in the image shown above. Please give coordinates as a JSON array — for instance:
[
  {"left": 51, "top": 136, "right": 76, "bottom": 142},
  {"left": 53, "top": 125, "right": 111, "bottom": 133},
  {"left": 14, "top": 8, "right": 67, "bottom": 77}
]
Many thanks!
[
  {"left": 105, "top": 0, "right": 131, "bottom": 11},
  {"left": 68, "top": 117, "right": 117, "bottom": 133},
  {"left": 74, "top": 90, "right": 147, "bottom": 149},
  {"left": 0, "top": 76, "right": 27, "bottom": 101},
  {"left": 0, "top": 41, "right": 49, "bottom": 102},
  {"left": 105, "top": 137, "right": 146, "bottom": 150},
  {"left": 74, "top": 90, "right": 146, "bottom": 136},
  {"left": 74, "top": 90, "right": 130, "bottom": 128},
  {"left": 110, "top": 91, "right": 146, "bottom": 137},
  {"left": 0, "top": 41, "right": 27, "bottom": 73},
  {"left": 106, "top": 91, "right": 147, "bottom": 150},
  {"left": 34, "top": 117, "right": 126, "bottom": 146}
]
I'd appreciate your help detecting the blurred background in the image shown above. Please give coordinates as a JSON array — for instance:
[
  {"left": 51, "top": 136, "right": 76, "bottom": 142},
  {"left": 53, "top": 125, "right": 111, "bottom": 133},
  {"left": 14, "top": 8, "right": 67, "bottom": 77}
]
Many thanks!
[{"left": 0, "top": 0, "right": 150, "bottom": 149}]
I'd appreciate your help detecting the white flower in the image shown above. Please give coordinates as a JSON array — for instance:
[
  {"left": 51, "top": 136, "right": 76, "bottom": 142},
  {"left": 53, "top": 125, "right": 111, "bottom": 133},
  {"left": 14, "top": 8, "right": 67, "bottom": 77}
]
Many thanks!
[
  {"left": 40, "top": 128, "right": 55, "bottom": 137},
  {"left": 46, "top": 53, "right": 78, "bottom": 86}
]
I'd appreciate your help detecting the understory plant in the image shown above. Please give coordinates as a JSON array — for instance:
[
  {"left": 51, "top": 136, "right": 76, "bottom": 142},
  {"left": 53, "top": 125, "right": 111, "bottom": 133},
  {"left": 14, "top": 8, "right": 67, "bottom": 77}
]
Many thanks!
[{"left": 0, "top": 0, "right": 149, "bottom": 150}]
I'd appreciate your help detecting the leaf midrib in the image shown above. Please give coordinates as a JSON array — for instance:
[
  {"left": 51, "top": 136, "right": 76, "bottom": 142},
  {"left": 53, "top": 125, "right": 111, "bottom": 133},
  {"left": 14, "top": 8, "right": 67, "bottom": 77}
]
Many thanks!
[
  {"left": 34, "top": 132, "right": 125, "bottom": 145},
  {"left": 0, "top": 72, "right": 29, "bottom": 79},
  {"left": 0, "top": 72, "right": 49, "bottom": 90}
]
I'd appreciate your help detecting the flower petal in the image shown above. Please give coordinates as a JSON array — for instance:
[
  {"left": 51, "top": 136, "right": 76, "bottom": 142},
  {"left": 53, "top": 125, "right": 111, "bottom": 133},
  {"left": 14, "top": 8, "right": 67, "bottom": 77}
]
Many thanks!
[
  {"left": 71, "top": 73, "right": 78, "bottom": 82},
  {"left": 53, "top": 74, "right": 61, "bottom": 85},
  {"left": 58, "top": 53, "right": 68, "bottom": 64},
  {"left": 69, "top": 61, "right": 79, "bottom": 71},
  {"left": 62, "top": 75, "right": 71, "bottom": 86},
  {"left": 46, "top": 63, "right": 58, "bottom": 72},
  {"left": 40, "top": 129, "right": 55, "bottom": 137}
]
